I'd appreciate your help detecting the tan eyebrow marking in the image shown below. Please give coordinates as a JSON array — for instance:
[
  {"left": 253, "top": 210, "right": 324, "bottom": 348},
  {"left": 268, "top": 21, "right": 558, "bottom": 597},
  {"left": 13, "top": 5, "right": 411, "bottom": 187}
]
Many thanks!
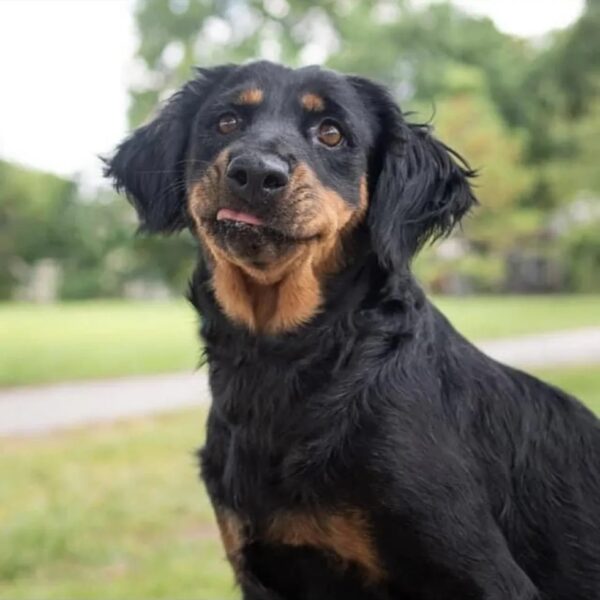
[
  {"left": 234, "top": 88, "right": 264, "bottom": 105},
  {"left": 301, "top": 92, "right": 325, "bottom": 112}
]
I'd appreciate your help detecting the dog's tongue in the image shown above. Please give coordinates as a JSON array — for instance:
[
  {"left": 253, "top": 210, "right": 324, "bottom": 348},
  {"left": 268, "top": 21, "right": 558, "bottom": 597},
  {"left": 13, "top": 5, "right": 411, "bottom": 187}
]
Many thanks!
[{"left": 217, "top": 208, "right": 263, "bottom": 226}]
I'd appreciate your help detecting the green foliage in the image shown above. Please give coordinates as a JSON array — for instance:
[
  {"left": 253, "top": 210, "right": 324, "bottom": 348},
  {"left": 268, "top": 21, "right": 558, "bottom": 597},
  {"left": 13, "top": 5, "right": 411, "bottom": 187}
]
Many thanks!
[
  {"left": 130, "top": 0, "right": 532, "bottom": 122},
  {"left": 0, "top": 160, "right": 197, "bottom": 300},
  {"left": 416, "top": 251, "right": 506, "bottom": 293},
  {"left": 0, "top": 161, "right": 78, "bottom": 298},
  {"left": 427, "top": 91, "right": 533, "bottom": 249},
  {"left": 560, "top": 223, "right": 600, "bottom": 292},
  {"left": 537, "top": 0, "right": 600, "bottom": 119}
]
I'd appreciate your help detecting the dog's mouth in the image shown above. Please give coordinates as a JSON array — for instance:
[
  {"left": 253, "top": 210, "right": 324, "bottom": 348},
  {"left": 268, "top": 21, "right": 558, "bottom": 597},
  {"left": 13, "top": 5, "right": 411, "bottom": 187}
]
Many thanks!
[
  {"left": 216, "top": 208, "right": 265, "bottom": 227},
  {"left": 200, "top": 206, "right": 320, "bottom": 266},
  {"left": 205, "top": 203, "right": 320, "bottom": 242}
]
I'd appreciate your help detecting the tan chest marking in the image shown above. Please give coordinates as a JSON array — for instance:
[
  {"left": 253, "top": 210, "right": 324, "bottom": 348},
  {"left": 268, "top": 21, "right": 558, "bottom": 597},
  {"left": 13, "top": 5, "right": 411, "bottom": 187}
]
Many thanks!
[
  {"left": 215, "top": 507, "right": 386, "bottom": 585},
  {"left": 215, "top": 508, "right": 245, "bottom": 579},
  {"left": 266, "top": 510, "right": 386, "bottom": 583}
]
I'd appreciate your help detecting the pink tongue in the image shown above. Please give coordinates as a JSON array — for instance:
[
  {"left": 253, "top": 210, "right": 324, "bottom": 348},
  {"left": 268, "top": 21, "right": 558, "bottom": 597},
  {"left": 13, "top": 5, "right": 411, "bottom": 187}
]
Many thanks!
[{"left": 216, "top": 208, "right": 263, "bottom": 226}]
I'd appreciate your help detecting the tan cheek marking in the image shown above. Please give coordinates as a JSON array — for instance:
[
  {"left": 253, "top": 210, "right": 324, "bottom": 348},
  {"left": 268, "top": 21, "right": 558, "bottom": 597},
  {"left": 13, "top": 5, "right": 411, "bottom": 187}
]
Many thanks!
[
  {"left": 188, "top": 149, "right": 229, "bottom": 220},
  {"left": 267, "top": 510, "right": 386, "bottom": 584},
  {"left": 343, "top": 175, "right": 368, "bottom": 232},
  {"left": 235, "top": 88, "right": 263, "bottom": 105},
  {"left": 301, "top": 92, "right": 325, "bottom": 112}
]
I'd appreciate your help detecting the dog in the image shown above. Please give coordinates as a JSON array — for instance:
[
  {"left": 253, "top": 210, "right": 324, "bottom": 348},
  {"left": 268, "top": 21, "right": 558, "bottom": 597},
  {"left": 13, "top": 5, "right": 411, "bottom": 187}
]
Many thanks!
[{"left": 106, "top": 61, "right": 600, "bottom": 600}]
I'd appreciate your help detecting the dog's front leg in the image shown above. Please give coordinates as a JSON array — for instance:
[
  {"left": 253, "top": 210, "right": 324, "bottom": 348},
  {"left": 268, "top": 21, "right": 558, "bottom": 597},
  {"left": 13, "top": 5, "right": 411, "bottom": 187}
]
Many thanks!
[{"left": 380, "top": 463, "right": 540, "bottom": 599}]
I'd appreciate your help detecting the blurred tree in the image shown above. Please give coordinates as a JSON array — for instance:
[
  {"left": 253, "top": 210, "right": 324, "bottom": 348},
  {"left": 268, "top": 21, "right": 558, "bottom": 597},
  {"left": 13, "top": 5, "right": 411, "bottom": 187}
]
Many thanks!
[
  {"left": 410, "top": 69, "right": 533, "bottom": 293},
  {"left": 432, "top": 89, "right": 533, "bottom": 254},
  {"left": 560, "top": 221, "right": 600, "bottom": 292},
  {"left": 535, "top": 0, "right": 600, "bottom": 120},
  {"left": 0, "top": 161, "right": 79, "bottom": 298},
  {"left": 0, "top": 160, "right": 195, "bottom": 300},
  {"left": 129, "top": 1, "right": 530, "bottom": 126}
]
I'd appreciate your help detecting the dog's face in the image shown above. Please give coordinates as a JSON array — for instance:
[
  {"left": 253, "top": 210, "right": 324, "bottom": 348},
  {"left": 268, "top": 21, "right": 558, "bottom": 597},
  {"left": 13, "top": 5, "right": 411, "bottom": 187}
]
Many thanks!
[
  {"left": 106, "top": 61, "right": 476, "bottom": 332},
  {"left": 185, "top": 63, "right": 372, "bottom": 274}
]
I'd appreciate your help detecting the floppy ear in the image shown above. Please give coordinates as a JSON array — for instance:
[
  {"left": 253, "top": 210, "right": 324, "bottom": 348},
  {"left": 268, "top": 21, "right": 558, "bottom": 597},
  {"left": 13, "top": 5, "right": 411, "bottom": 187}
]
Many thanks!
[
  {"left": 104, "top": 65, "right": 232, "bottom": 233},
  {"left": 349, "top": 77, "right": 477, "bottom": 270}
]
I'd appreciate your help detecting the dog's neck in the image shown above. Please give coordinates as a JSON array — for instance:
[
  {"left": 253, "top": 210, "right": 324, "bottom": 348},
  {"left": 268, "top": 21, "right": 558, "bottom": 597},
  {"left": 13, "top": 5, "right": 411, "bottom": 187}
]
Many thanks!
[
  {"left": 199, "top": 224, "right": 369, "bottom": 335},
  {"left": 189, "top": 240, "right": 425, "bottom": 365},
  {"left": 206, "top": 244, "right": 335, "bottom": 335}
]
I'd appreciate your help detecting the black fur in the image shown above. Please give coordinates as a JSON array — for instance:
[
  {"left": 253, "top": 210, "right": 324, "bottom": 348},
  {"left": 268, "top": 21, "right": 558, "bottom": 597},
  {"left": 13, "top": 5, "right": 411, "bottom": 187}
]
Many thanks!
[
  {"left": 349, "top": 76, "right": 477, "bottom": 267},
  {"left": 107, "top": 61, "right": 600, "bottom": 600},
  {"left": 104, "top": 65, "right": 234, "bottom": 232}
]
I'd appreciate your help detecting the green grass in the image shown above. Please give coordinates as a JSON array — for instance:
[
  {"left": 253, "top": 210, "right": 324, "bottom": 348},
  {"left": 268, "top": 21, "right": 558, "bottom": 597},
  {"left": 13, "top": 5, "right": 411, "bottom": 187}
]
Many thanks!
[
  {"left": 1, "top": 365, "right": 598, "bottom": 600},
  {"left": 1, "top": 295, "right": 598, "bottom": 387},
  {"left": 434, "top": 294, "right": 599, "bottom": 340},
  {"left": 532, "top": 365, "right": 600, "bottom": 415},
  {"left": 0, "top": 409, "right": 236, "bottom": 600},
  {"left": 0, "top": 301, "right": 199, "bottom": 387}
]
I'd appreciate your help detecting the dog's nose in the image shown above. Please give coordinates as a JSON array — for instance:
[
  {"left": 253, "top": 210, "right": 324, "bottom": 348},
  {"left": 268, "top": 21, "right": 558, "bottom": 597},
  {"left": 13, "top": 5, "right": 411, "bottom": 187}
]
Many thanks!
[{"left": 226, "top": 154, "right": 289, "bottom": 203}]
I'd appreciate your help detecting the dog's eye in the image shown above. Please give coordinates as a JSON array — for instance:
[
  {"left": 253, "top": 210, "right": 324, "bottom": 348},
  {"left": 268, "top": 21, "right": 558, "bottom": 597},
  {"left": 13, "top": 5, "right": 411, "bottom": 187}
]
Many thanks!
[
  {"left": 317, "top": 120, "right": 343, "bottom": 147},
  {"left": 217, "top": 113, "right": 240, "bottom": 134}
]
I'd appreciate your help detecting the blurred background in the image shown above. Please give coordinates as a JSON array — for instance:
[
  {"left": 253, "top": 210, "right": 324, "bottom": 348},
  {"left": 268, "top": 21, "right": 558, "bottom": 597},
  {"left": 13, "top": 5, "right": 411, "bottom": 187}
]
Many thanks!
[{"left": 0, "top": 0, "right": 598, "bottom": 598}]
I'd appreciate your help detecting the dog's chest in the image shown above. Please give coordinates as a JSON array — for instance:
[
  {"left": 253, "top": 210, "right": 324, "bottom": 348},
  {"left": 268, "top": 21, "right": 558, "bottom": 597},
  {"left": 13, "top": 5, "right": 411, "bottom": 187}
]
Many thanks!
[
  {"left": 205, "top": 424, "right": 389, "bottom": 595},
  {"left": 202, "top": 381, "right": 338, "bottom": 511},
  {"left": 215, "top": 507, "right": 390, "bottom": 599},
  {"left": 200, "top": 356, "right": 392, "bottom": 596},
  {"left": 202, "top": 356, "right": 365, "bottom": 509}
]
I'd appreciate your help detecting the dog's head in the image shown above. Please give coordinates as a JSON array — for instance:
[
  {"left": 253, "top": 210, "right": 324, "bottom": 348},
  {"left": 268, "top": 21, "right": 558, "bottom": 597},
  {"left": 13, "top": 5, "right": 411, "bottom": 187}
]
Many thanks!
[{"left": 106, "top": 61, "right": 476, "bottom": 332}]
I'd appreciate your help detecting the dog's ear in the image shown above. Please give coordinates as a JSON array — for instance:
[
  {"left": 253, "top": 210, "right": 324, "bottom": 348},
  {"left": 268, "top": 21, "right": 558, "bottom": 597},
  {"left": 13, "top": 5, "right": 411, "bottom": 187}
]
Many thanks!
[
  {"left": 349, "top": 76, "right": 477, "bottom": 270},
  {"left": 104, "top": 65, "right": 233, "bottom": 233}
]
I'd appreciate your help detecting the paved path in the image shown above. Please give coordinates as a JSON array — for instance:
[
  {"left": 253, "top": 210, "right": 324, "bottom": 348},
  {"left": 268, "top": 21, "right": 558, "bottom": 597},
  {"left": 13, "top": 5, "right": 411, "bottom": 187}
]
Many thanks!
[
  {"left": 481, "top": 326, "right": 600, "bottom": 369},
  {"left": 1, "top": 327, "right": 599, "bottom": 437},
  {"left": 0, "top": 372, "right": 211, "bottom": 436}
]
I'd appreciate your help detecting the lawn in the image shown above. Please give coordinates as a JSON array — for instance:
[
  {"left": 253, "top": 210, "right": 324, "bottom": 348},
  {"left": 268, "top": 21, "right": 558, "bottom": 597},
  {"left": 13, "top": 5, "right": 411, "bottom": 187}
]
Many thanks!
[
  {"left": 0, "top": 409, "right": 236, "bottom": 600},
  {"left": 531, "top": 364, "right": 600, "bottom": 413},
  {"left": 434, "top": 294, "right": 600, "bottom": 341},
  {"left": 0, "top": 364, "right": 598, "bottom": 600},
  {"left": 1, "top": 295, "right": 598, "bottom": 387},
  {"left": 0, "top": 301, "right": 199, "bottom": 387}
]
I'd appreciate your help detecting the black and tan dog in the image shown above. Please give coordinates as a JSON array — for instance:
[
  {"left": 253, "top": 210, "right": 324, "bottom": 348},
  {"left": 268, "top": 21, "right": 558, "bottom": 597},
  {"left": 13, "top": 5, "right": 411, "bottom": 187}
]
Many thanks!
[{"left": 106, "top": 61, "right": 600, "bottom": 600}]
